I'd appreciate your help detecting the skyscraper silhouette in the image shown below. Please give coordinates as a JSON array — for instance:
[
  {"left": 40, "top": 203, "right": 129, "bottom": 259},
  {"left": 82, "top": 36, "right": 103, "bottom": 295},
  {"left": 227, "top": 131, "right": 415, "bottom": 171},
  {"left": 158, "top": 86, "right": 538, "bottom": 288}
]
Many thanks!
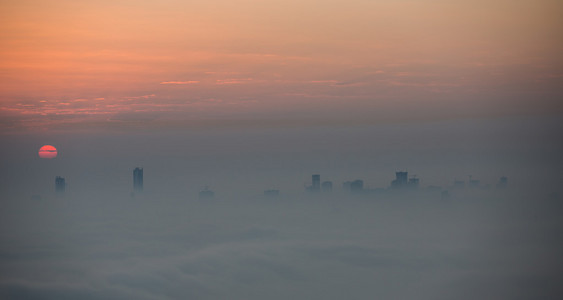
[
  {"left": 322, "top": 181, "right": 333, "bottom": 192},
  {"left": 55, "top": 176, "right": 65, "bottom": 193},
  {"left": 133, "top": 167, "right": 143, "bottom": 192},
  {"left": 391, "top": 171, "right": 408, "bottom": 189},
  {"left": 312, "top": 174, "right": 321, "bottom": 192}
]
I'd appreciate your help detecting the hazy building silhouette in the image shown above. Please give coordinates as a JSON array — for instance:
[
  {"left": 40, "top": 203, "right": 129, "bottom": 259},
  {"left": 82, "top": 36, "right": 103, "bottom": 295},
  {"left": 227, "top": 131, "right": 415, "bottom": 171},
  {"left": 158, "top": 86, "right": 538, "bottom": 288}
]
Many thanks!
[
  {"left": 408, "top": 176, "right": 420, "bottom": 189},
  {"left": 350, "top": 180, "right": 364, "bottom": 193},
  {"left": 322, "top": 181, "right": 333, "bottom": 192},
  {"left": 264, "top": 189, "right": 280, "bottom": 197},
  {"left": 306, "top": 174, "right": 321, "bottom": 192},
  {"left": 199, "top": 186, "right": 214, "bottom": 199},
  {"left": 133, "top": 167, "right": 143, "bottom": 192},
  {"left": 391, "top": 171, "right": 408, "bottom": 189},
  {"left": 55, "top": 176, "right": 66, "bottom": 193},
  {"left": 496, "top": 176, "right": 508, "bottom": 189},
  {"left": 312, "top": 174, "right": 320, "bottom": 192},
  {"left": 453, "top": 180, "right": 465, "bottom": 189},
  {"left": 468, "top": 176, "right": 480, "bottom": 189}
]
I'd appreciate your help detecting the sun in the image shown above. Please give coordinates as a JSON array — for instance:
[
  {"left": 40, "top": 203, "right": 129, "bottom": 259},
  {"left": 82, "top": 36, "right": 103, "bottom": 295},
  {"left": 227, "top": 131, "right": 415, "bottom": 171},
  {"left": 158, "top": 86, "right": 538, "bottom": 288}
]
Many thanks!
[{"left": 38, "top": 145, "right": 57, "bottom": 159}]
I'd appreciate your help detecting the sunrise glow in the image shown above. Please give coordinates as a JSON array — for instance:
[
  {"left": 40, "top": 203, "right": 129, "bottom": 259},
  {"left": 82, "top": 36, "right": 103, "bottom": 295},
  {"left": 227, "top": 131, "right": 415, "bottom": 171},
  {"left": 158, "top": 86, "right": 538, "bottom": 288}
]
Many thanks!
[
  {"left": 0, "top": 0, "right": 561, "bottom": 131},
  {"left": 38, "top": 145, "right": 57, "bottom": 159}
]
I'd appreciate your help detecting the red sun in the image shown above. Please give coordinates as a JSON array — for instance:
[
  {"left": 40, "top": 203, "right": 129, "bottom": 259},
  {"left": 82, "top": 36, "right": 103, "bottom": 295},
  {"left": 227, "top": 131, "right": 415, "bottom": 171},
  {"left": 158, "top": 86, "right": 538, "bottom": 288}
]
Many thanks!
[{"left": 38, "top": 145, "right": 57, "bottom": 159}]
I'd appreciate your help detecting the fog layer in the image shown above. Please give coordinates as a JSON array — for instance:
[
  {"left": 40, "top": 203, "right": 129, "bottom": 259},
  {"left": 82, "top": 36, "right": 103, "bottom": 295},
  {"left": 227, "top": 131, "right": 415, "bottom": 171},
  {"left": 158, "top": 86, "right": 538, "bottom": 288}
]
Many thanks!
[{"left": 0, "top": 116, "right": 562, "bottom": 299}]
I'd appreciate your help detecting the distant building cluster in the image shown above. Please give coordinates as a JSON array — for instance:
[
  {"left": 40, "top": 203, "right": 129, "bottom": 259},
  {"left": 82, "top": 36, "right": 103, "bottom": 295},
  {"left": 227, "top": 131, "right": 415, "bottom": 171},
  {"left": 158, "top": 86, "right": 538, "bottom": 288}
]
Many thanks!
[
  {"left": 43, "top": 167, "right": 509, "bottom": 200},
  {"left": 306, "top": 174, "right": 334, "bottom": 193},
  {"left": 302, "top": 171, "right": 508, "bottom": 198},
  {"left": 389, "top": 172, "right": 419, "bottom": 189}
]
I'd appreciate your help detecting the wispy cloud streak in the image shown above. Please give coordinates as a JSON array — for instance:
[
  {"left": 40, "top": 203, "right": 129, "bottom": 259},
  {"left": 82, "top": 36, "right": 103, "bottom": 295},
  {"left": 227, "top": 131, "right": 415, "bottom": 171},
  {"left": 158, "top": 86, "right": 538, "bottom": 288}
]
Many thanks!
[{"left": 160, "top": 81, "right": 200, "bottom": 85}]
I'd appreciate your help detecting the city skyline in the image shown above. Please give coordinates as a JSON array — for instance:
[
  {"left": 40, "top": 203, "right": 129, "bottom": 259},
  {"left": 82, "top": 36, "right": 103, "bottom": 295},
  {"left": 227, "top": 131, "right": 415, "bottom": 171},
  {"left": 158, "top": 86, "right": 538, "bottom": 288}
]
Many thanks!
[{"left": 40, "top": 165, "right": 508, "bottom": 199}]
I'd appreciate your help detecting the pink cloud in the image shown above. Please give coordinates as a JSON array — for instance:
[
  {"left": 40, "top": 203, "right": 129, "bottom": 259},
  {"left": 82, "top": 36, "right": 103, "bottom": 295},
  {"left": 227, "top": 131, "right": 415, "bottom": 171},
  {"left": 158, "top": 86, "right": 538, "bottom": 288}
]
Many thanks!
[
  {"left": 216, "top": 78, "right": 253, "bottom": 85},
  {"left": 160, "top": 81, "right": 200, "bottom": 85},
  {"left": 309, "top": 80, "right": 339, "bottom": 84}
]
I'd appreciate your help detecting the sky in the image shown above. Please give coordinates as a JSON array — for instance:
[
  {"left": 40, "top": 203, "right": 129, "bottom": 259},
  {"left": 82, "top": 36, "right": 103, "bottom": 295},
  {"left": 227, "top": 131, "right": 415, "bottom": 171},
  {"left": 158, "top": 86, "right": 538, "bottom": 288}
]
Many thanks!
[{"left": 1, "top": 0, "right": 562, "bottom": 131}]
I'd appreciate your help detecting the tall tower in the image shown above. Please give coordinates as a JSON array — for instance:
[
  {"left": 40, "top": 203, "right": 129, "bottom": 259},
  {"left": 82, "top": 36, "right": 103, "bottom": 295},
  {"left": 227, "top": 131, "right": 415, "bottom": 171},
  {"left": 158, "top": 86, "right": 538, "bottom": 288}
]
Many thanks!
[
  {"left": 391, "top": 171, "right": 408, "bottom": 189},
  {"left": 133, "top": 167, "right": 143, "bottom": 192},
  {"left": 312, "top": 174, "right": 321, "bottom": 192},
  {"left": 55, "top": 176, "right": 66, "bottom": 193},
  {"left": 396, "top": 172, "right": 408, "bottom": 185}
]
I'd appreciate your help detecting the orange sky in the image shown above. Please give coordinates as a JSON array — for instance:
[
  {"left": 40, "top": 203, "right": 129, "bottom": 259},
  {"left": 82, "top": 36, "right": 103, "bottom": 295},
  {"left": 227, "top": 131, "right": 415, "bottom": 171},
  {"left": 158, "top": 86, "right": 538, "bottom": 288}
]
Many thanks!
[{"left": 1, "top": 0, "right": 561, "bottom": 131}]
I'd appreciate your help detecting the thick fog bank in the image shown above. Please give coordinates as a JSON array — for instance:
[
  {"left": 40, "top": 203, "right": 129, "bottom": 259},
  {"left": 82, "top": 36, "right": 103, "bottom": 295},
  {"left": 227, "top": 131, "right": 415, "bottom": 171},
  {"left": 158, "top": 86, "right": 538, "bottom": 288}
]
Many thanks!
[
  {"left": 1, "top": 190, "right": 562, "bottom": 300},
  {"left": 1, "top": 115, "right": 562, "bottom": 299}
]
